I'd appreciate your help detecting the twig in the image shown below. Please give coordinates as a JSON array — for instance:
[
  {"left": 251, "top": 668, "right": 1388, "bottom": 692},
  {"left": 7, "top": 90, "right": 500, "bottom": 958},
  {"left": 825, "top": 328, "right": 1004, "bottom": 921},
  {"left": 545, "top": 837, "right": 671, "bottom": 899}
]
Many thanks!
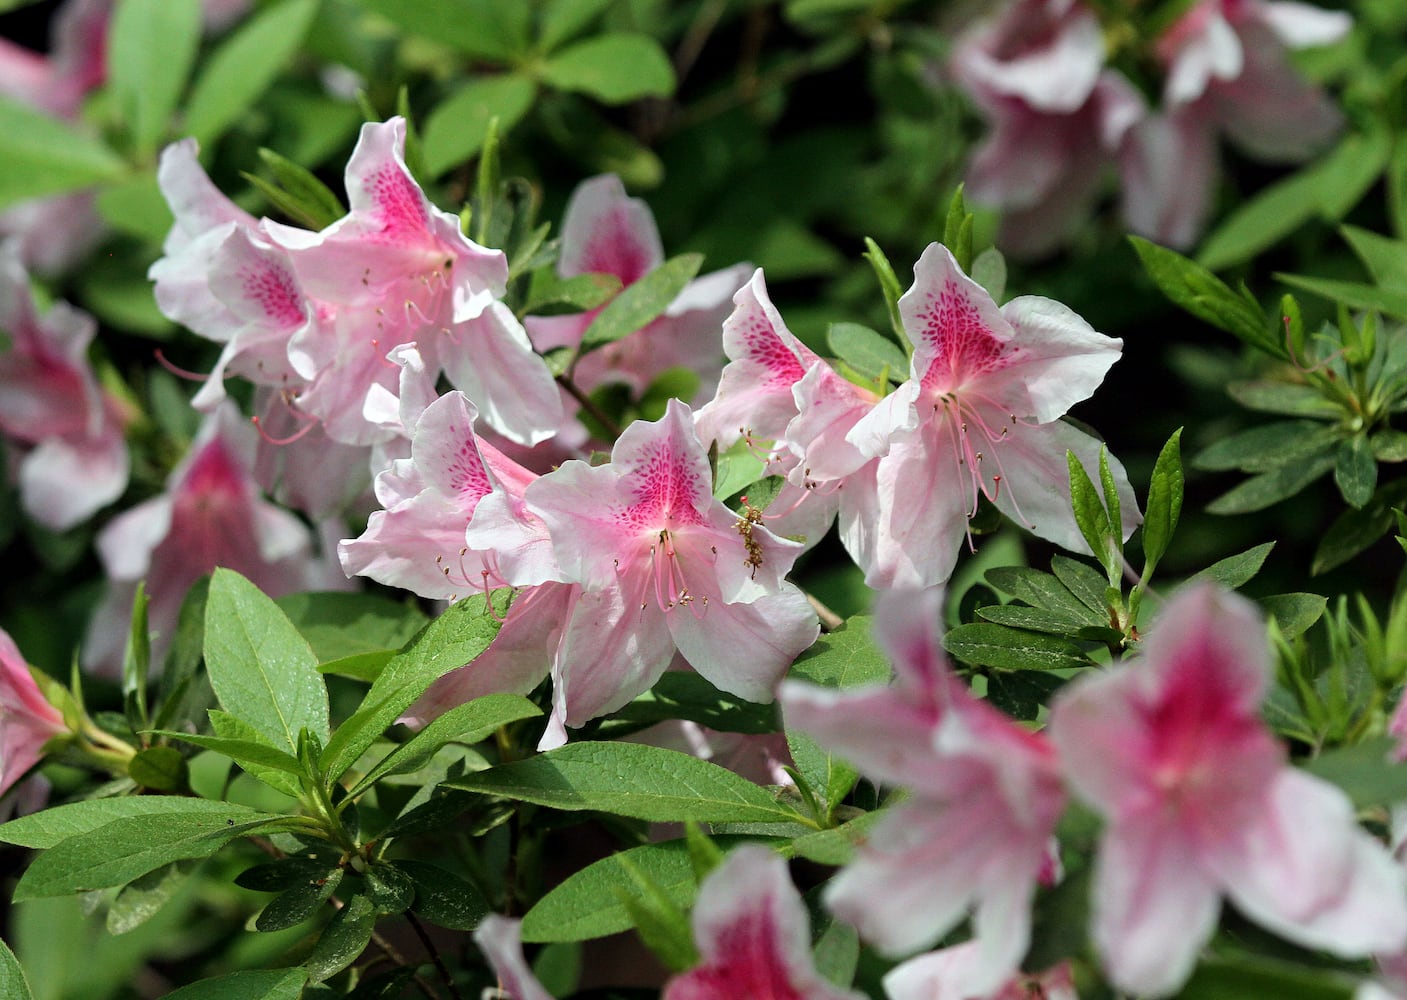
[
  {"left": 556, "top": 372, "right": 623, "bottom": 440},
  {"left": 406, "top": 910, "right": 464, "bottom": 1000},
  {"left": 805, "top": 590, "right": 844, "bottom": 632}
]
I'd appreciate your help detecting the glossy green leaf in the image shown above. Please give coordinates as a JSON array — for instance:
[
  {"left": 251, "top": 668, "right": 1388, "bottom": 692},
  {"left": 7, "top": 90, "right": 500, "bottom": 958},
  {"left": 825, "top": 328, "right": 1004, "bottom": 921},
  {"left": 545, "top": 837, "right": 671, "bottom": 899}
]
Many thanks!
[
  {"left": 276, "top": 591, "right": 428, "bottom": 666},
  {"left": 1186, "top": 541, "right": 1275, "bottom": 590},
  {"left": 13, "top": 810, "right": 292, "bottom": 900},
  {"left": 107, "top": 860, "right": 196, "bottom": 934},
  {"left": 109, "top": 0, "right": 202, "bottom": 156},
  {"left": 0, "top": 796, "right": 263, "bottom": 849},
  {"left": 305, "top": 893, "right": 376, "bottom": 983},
  {"left": 580, "top": 253, "right": 703, "bottom": 348},
  {"left": 346, "top": 693, "right": 540, "bottom": 798},
  {"left": 943, "top": 623, "right": 1092, "bottom": 671},
  {"left": 158, "top": 968, "right": 308, "bottom": 1000},
  {"left": 1333, "top": 436, "right": 1377, "bottom": 509},
  {"left": 392, "top": 860, "right": 489, "bottom": 931},
  {"left": 183, "top": 0, "right": 319, "bottom": 144},
  {"left": 320, "top": 589, "right": 511, "bottom": 784},
  {"left": 540, "top": 33, "right": 675, "bottom": 103},
  {"left": 204, "top": 569, "right": 328, "bottom": 756},
  {"left": 207, "top": 709, "right": 304, "bottom": 797},
  {"left": 523, "top": 269, "right": 622, "bottom": 316},
  {"left": 422, "top": 74, "right": 537, "bottom": 177},
  {"left": 446, "top": 742, "right": 804, "bottom": 824}
]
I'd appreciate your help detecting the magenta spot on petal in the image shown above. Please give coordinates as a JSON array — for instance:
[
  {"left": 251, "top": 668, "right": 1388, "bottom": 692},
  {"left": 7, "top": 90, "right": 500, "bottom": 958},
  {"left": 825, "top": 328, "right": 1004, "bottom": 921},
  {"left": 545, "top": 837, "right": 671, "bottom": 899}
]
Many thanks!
[
  {"left": 241, "top": 262, "right": 305, "bottom": 329},
  {"left": 365, "top": 164, "right": 429, "bottom": 240},
  {"left": 917, "top": 280, "right": 1009, "bottom": 391},
  {"left": 673, "top": 903, "right": 806, "bottom": 999},
  {"left": 735, "top": 314, "right": 806, "bottom": 388},
  {"left": 618, "top": 438, "right": 706, "bottom": 529},
  {"left": 180, "top": 437, "right": 248, "bottom": 509},
  {"left": 447, "top": 438, "right": 492, "bottom": 504},
  {"left": 578, "top": 206, "right": 654, "bottom": 284}
]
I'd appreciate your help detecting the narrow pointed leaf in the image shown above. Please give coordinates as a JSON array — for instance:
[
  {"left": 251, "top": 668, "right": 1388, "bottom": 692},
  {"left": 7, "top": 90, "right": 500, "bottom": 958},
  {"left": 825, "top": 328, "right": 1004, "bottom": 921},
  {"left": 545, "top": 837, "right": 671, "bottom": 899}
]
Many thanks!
[{"left": 580, "top": 254, "right": 703, "bottom": 348}]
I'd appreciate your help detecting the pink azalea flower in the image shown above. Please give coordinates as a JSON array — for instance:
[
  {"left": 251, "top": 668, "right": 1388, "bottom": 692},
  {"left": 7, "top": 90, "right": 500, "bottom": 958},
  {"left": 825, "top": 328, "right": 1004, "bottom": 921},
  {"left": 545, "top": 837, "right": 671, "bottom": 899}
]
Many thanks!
[
  {"left": 885, "top": 944, "right": 1076, "bottom": 1000},
  {"left": 1124, "top": 0, "right": 1350, "bottom": 247},
  {"left": 950, "top": 0, "right": 1146, "bottom": 257},
  {"left": 84, "top": 403, "right": 347, "bottom": 674},
  {"left": 517, "top": 399, "right": 819, "bottom": 741},
  {"left": 525, "top": 174, "right": 750, "bottom": 405},
  {"left": 842, "top": 242, "right": 1137, "bottom": 588},
  {"left": 1048, "top": 583, "right": 1407, "bottom": 997},
  {"left": 0, "top": 627, "right": 67, "bottom": 800},
  {"left": 663, "top": 845, "right": 866, "bottom": 1000},
  {"left": 474, "top": 915, "right": 555, "bottom": 1000},
  {"left": 0, "top": 241, "right": 129, "bottom": 530},
  {"left": 781, "top": 588, "right": 1065, "bottom": 992}
]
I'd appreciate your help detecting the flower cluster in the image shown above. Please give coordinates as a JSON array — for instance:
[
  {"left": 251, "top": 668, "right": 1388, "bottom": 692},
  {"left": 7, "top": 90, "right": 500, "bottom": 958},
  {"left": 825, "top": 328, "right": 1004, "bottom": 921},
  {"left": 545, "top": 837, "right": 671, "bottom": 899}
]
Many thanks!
[{"left": 951, "top": 0, "right": 1351, "bottom": 254}]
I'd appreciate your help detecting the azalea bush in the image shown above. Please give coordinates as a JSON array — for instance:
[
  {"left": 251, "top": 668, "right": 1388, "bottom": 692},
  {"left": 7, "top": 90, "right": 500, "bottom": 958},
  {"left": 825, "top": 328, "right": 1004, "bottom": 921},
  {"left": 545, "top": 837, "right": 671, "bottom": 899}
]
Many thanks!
[{"left": 8, "top": 0, "right": 1407, "bottom": 999}]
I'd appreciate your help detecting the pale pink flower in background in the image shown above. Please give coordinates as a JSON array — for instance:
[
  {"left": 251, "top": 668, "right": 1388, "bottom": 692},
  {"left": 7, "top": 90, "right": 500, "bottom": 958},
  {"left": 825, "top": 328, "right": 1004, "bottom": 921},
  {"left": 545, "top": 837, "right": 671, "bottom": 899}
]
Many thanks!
[
  {"left": 782, "top": 588, "right": 1064, "bottom": 993},
  {"left": 663, "top": 845, "right": 866, "bottom": 1000},
  {"left": 1124, "top": 0, "right": 1351, "bottom": 247},
  {"left": 1049, "top": 583, "right": 1407, "bottom": 997},
  {"left": 474, "top": 915, "right": 555, "bottom": 1000},
  {"left": 518, "top": 399, "right": 818, "bottom": 746},
  {"left": 951, "top": 0, "right": 1146, "bottom": 257},
  {"left": 84, "top": 403, "right": 348, "bottom": 674},
  {"left": 843, "top": 242, "right": 1136, "bottom": 588},
  {"left": 885, "top": 945, "right": 1076, "bottom": 1000},
  {"left": 0, "top": 241, "right": 129, "bottom": 530},
  {"left": 526, "top": 174, "right": 750, "bottom": 405},
  {"left": 0, "top": 628, "right": 67, "bottom": 800}
]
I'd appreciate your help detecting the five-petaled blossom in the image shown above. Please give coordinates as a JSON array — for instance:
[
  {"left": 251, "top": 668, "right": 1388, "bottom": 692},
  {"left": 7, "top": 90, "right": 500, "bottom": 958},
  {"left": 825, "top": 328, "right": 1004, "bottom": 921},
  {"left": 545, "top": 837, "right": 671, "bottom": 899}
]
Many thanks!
[
  {"left": 1049, "top": 583, "right": 1407, "bottom": 997},
  {"left": 782, "top": 588, "right": 1065, "bottom": 995},
  {"left": 0, "top": 627, "right": 67, "bottom": 800},
  {"left": 0, "top": 241, "right": 130, "bottom": 530},
  {"left": 496, "top": 398, "right": 818, "bottom": 745},
  {"left": 84, "top": 403, "right": 348, "bottom": 674},
  {"left": 844, "top": 242, "right": 1138, "bottom": 588},
  {"left": 662, "top": 845, "right": 867, "bottom": 1000}
]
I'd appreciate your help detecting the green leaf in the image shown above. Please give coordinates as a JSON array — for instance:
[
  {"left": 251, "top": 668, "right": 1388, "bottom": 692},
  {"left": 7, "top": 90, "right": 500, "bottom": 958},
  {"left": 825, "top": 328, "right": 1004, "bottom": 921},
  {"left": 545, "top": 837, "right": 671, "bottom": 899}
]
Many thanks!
[
  {"left": 1317, "top": 129, "right": 1392, "bottom": 219},
  {"left": 352, "top": 0, "right": 529, "bottom": 60},
  {"left": 422, "top": 74, "right": 537, "bottom": 177},
  {"left": 1130, "top": 237, "right": 1274, "bottom": 354},
  {"left": 13, "top": 810, "right": 292, "bottom": 900},
  {"left": 122, "top": 583, "right": 152, "bottom": 734},
  {"left": 1193, "top": 420, "right": 1338, "bottom": 473},
  {"left": 1142, "top": 428, "right": 1184, "bottom": 575},
  {"left": 1301, "top": 738, "right": 1407, "bottom": 808},
  {"left": 710, "top": 440, "right": 768, "bottom": 503},
  {"left": 825, "top": 323, "right": 907, "bottom": 384},
  {"left": 1372, "top": 429, "right": 1407, "bottom": 461},
  {"left": 109, "top": 0, "right": 202, "bottom": 156},
  {"left": 1197, "top": 169, "right": 1324, "bottom": 272},
  {"left": 523, "top": 269, "right": 622, "bottom": 315},
  {"left": 183, "top": 0, "right": 319, "bottom": 144},
  {"left": 1258, "top": 593, "right": 1328, "bottom": 639},
  {"left": 276, "top": 591, "right": 428, "bottom": 666},
  {"left": 127, "top": 746, "right": 188, "bottom": 793},
  {"left": 614, "top": 852, "right": 698, "bottom": 972},
  {"left": 1187, "top": 541, "right": 1276, "bottom": 590},
  {"left": 0, "top": 97, "right": 125, "bottom": 209},
  {"left": 445, "top": 742, "right": 805, "bottom": 825},
  {"left": 1206, "top": 451, "right": 1335, "bottom": 514},
  {"left": 207, "top": 710, "right": 304, "bottom": 797},
  {"left": 1341, "top": 224, "right": 1407, "bottom": 288},
  {"left": 984, "top": 567, "right": 1105, "bottom": 626},
  {"left": 1066, "top": 450, "right": 1114, "bottom": 573},
  {"left": 237, "top": 855, "right": 340, "bottom": 892},
  {"left": 96, "top": 172, "right": 174, "bottom": 244},
  {"left": 249, "top": 147, "right": 347, "bottom": 231},
  {"left": 540, "top": 33, "right": 675, "bottom": 104},
  {"left": 984, "top": 670, "right": 1067, "bottom": 721},
  {"left": 1333, "top": 436, "right": 1377, "bottom": 509},
  {"left": 346, "top": 693, "right": 540, "bottom": 799},
  {"left": 1312, "top": 479, "right": 1407, "bottom": 574},
  {"left": 539, "top": 0, "right": 614, "bottom": 51},
  {"left": 862, "top": 237, "right": 908, "bottom": 349},
  {"left": 107, "top": 860, "right": 196, "bottom": 934},
  {"left": 975, "top": 604, "right": 1090, "bottom": 635},
  {"left": 320, "top": 589, "right": 511, "bottom": 785},
  {"left": 391, "top": 860, "right": 489, "bottom": 931},
  {"left": 1225, "top": 380, "right": 1341, "bottom": 418},
  {"left": 204, "top": 569, "right": 328, "bottom": 756},
  {"left": 580, "top": 253, "right": 703, "bottom": 348},
  {"left": 151, "top": 728, "right": 306, "bottom": 780},
  {"left": 1175, "top": 956, "right": 1355, "bottom": 1000},
  {"left": 788, "top": 809, "right": 886, "bottom": 866},
  {"left": 522, "top": 837, "right": 781, "bottom": 943},
  {"left": 943, "top": 623, "right": 1092, "bottom": 671},
  {"left": 159, "top": 968, "right": 309, "bottom": 1000},
  {"left": 1277, "top": 273, "right": 1407, "bottom": 319},
  {"left": 305, "top": 892, "right": 376, "bottom": 983},
  {"left": 970, "top": 245, "right": 1006, "bottom": 302},
  {"left": 0, "top": 937, "right": 34, "bottom": 1000},
  {"left": 0, "top": 797, "right": 263, "bottom": 849}
]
